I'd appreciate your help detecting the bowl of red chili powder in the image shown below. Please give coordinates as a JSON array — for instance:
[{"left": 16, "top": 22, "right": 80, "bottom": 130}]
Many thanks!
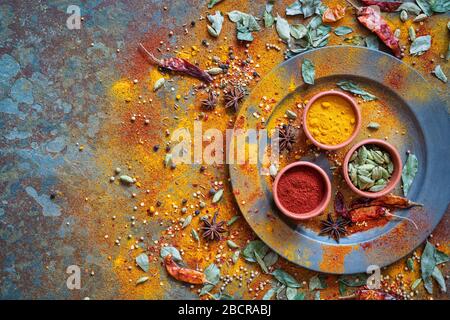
[{"left": 273, "top": 161, "right": 331, "bottom": 220}]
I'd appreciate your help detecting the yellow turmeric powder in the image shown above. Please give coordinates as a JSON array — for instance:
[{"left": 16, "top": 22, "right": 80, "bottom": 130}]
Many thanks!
[{"left": 306, "top": 95, "right": 356, "bottom": 145}]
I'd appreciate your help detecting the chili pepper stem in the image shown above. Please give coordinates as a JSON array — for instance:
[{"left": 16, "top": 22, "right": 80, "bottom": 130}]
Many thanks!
[
  {"left": 138, "top": 43, "right": 163, "bottom": 66},
  {"left": 345, "top": 0, "right": 361, "bottom": 9},
  {"left": 385, "top": 212, "right": 419, "bottom": 230}
]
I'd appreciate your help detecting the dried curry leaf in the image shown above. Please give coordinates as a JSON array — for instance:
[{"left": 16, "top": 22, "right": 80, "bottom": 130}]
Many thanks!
[
  {"left": 207, "top": 0, "right": 223, "bottom": 9},
  {"left": 432, "top": 65, "right": 447, "bottom": 83},
  {"left": 275, "top": 14, "right": 291, "bottom": 42},
  {"left": 136, "top": 253, "right": 149, "bottom": 272},
  {"left": 337, "top": 81, "right": 377, "bottom": 101},
  {"left": 242, "top": 240, "right": 269, "bottom": 262},
  {"left": 272, "top": 269, "right": 301, "bottom": 288},
  {"left": 207, "top": 11, "right": 224, "bottom": 37},
  {"left": 301, "top": 59, "right": 315, "bottom": 85},
  {"left": 334, "top": 26, "right": 353, "bottom": 36},
  {"left": 410, "top": 35, "right": 431, "bottom": 56},
  {"left": 160, "top": 246, "right": 183, "bottom": 262},
  {"left": 402, "top": 153, "right": 418, "bottom": 196}
]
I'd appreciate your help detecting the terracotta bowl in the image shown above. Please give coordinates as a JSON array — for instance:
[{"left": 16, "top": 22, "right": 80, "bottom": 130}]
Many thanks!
[
  {"left": 273, "top": 161, "right": 331, "bottom": 220},
  {"left": 343, "top": 139, "right": 403, "bottom": 198},
  {"left": 302, "top": 90, "right": 361, "bottom": 151}
]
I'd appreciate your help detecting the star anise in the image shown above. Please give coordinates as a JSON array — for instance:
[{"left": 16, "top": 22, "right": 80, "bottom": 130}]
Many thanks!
[
  {"left": 276, "top": 124, "right": 298, "bottom": 152},
  {"left": 224, "top": 85, "right": 245, "bottom": 112},
  {"left": 319, "top": 213, "right": 349, "bottom": 243},
  {"left": 201, "top": 212, "right": 226, "bottom": 241},
  {"left": 201, "top": 91, "right": 217, "bottom": 111}
]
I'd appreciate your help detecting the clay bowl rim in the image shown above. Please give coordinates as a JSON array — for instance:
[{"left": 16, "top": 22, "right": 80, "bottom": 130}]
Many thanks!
[
  {"left": 342, "top": 139, "right": 403, "bottom": 199},
  {"left": 302, "top": 90, "right": 362, "bottom": 151},
  {"left": 273, "top": 161, "right": 332, "bottom": 221}
]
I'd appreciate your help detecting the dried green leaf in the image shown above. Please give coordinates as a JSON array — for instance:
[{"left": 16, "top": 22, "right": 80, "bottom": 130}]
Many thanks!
[
  {"left": 286, "top": 1, "right": 302, "bottom": 15},
  {"left": 337, "top": 81, "right": 377, "bottom": 101},
  {"left": 207, "top": 11, "right": 224, "bottom": 37},
  {"left": 301, "top": 59, "right": 315, "bottom": 85},
  {"left": 204, "top": 263, "right": 220, "bottom": 285},
  {"left": 208, "top": 0, "right": 223, "bottom": 9},
  {"left": 272, "top": 269, "right": 301, "bottom": 288},
  {"left": 275, "top": 15, "right": 291, "bottom": 42},
  {"left": 402, "top": 153, "right": 418, "bottom": 196},
  {"left": 309, "top": 274, "right": 327, "bottom": 290},
  {"left": 415, "top": 0, "right": 432, "bottom": 16},
  {"left": 396, "top": 2, "right": 422, "bottom": 15},
  {"left": 160, "top": 246, "right": 182, "bottom": 262},
  {"left": 262, "top": 288, "right": 276, "bottom": 300},
  {"left": 432, "top": 65, "right": 447, "bottom": 83},
  {"left": 432, "top": 267, "right": 446, "bottom": 293},
  {"left": 411, "top": 278, "right": 422, "bottom": 290},
  {"left": 365, "top": 35, "right": 380, "bottom": 50},
  {"left": 263, "top": 251, "right": 279, "bottom": 268},
  {"left": 136, "top": 253, "right": 149, "bottom": 272},
  {"left": 286, "top": 287, "right": 298, "bottom": 300},
  {"left": 334, "top": 26, "right": 353, "bottom": 36},
  {"left": 410, "top": 35, "right": 431, "bottom": 56},
  {"left": 254, "top": 250, "right": 269, "bottom": 273},
  {"left": 242, "top": 240, "right": 269, "bottom": 262},
  {"left": 290, "top": 24, "right": 308, "bottom": 39}
]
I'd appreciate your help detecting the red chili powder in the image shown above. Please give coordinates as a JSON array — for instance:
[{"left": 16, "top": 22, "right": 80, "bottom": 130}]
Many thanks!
[{"left": 277, "top": 167, "right": 325, "bottom": 214}]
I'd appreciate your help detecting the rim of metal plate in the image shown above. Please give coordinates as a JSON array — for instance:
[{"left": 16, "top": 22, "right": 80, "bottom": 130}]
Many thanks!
[{"left": 229, "top": 46, "right": 450, "bottom": 274}]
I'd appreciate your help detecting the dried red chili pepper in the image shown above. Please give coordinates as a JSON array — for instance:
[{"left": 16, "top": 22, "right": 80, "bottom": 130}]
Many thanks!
[
  {"left": 355, "top": 289, "right": 399, "bottom": 300},
  {"left": 360, "top": 0, "right": 402, "bottom": 12},
  {"left": 139, "top": 43, "right": 213, "bottom": 83},
  {"left": 350, "top": 194, "right": 422, "bottom": 210},
  {"left": 164, "top": 254, "right": 206, "bottom": 284},
  {"left": 347, "top": 2, "right": 402, "bottom": 58},
  {"left": 322, "top": 5, "right": 346, "bottom": 23},
  {"left": 334, "top": 191, "right": 350, "bottom": 220},
  {"left": 348, "top": 205, "right": 388, "bottom": 223}
]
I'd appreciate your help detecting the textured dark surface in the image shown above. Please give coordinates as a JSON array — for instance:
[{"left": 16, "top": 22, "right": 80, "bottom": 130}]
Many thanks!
[{"left": 0, "top": 0, "right": 448, "bottom": 300}]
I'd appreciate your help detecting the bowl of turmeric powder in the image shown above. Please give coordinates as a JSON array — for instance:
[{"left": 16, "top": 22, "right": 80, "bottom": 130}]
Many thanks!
[{"left": 303, "top": 91, "right": 361, "bottom": 150}]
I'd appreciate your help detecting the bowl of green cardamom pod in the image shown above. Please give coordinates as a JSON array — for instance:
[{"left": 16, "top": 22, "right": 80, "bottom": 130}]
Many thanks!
[{"left": 343, "top": 139, "right": 402, "bottom": 198}]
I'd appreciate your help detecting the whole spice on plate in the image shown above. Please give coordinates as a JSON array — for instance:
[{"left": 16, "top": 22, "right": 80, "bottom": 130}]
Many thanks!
[
  {"left": 276, "top": 166, "right": 326, "bottom": 215},
  {"left": 319, "top": 213, "right": 349, "bottom": 243},
  {"left": 350, "top": 194, "right": 422, "bottom": 210},
  {"left": 306, "top": 95, "right": 357, "bottom": 146},
  {"left": 276, "top": 124, "right": 297, "bottom": 152},
  {"left": 334, "top": 191, "right": 350, "bottom": 220},
  {"left": 348, "top": 145, "right": 393, "bottom": 192}
]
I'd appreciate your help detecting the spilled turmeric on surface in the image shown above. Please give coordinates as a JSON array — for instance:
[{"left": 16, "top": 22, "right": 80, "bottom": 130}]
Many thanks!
[{"left": 306, "top": 95, "right": 357, "bottom": 145}]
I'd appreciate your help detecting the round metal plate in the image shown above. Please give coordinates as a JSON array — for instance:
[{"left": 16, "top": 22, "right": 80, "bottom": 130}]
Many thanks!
[{"left": 229, "top": 46, "right": 450, "bottom": 274}]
